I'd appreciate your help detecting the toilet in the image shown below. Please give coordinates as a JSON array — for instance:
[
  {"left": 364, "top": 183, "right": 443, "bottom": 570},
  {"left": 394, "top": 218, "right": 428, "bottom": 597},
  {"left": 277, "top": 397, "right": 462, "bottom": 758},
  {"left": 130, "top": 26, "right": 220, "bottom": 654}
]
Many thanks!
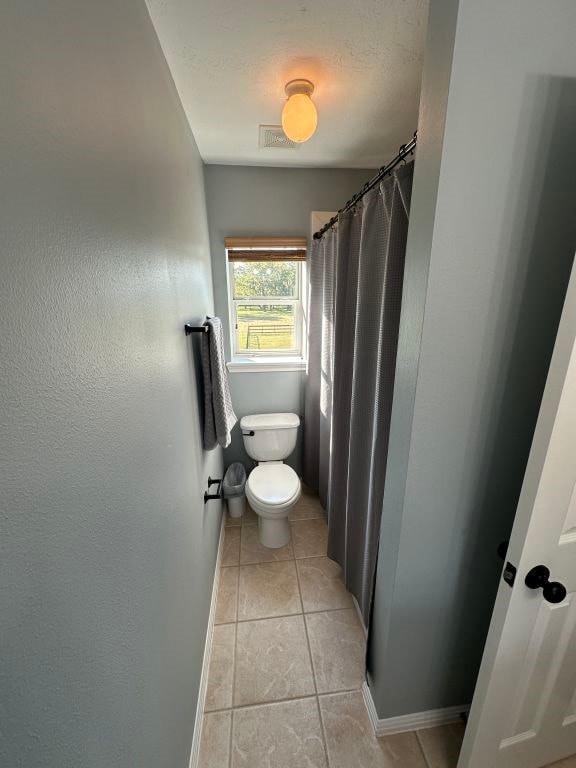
[{"left": 241, "top": 413, "right": 301, "bottom": 548}]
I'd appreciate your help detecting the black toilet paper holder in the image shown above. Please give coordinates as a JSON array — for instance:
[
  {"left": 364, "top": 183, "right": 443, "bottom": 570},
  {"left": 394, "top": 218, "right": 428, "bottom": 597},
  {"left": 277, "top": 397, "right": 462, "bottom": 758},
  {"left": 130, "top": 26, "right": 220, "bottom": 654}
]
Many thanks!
[{"left": 204, "top": 476, "right": 222, "bottom": 504}]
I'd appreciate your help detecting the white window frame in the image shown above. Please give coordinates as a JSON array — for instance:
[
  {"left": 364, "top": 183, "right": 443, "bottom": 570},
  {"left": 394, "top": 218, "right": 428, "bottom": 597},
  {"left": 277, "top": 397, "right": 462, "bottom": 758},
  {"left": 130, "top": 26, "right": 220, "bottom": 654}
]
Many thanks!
[{"left": 226, "top": 256, "right": 305, "bottom": 360}]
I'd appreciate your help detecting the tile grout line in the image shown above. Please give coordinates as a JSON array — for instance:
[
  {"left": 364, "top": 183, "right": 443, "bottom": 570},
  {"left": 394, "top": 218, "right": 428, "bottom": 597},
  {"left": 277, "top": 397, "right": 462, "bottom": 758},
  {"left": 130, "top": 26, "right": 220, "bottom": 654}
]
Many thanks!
[
  {"left": 217, "top": 507, "right": 330, "bottom": 767},
  {"left": 224, "top": 510, "right": 324, "bottom": 529},
  {"left": 221, "top": 526, "right": 241, "bottom": 568},
  {"left": 209, "top": 696, "right": 309, "bottom": 717},
  {"left": 293, "top": 547, "right": 332, "bottom": 767},
  {"left": 206, "top": 685, "right": 365, "bottom": 715},
  {"left": 223, "top": 553, "right": 330, "bottom": 568},
  {"left": 317, "top": 696, "right": 332, "bottom": 768},
  {"left": 224, "top": 514, "right": 327, "bottom": 565},
  {"left": 213, "top": 692, "right": 319, "bottom": 714},
  {"left": 233, "top": 553, "right": 329, "bottom": 567},
  {"left": 228, "top": 552, "right": 241, "bottom": 768},
  {"left": 224, "top": 605, "right": 357, "bottom": 626},
  {"left": 293, "top": 556, "right": 316, "bottom": 695},
  {"left": 200, "top": 508, "right": 294, "bottom": 759},
  {"left": 415, "top": 729, "right": 433, "bottom": 768}
]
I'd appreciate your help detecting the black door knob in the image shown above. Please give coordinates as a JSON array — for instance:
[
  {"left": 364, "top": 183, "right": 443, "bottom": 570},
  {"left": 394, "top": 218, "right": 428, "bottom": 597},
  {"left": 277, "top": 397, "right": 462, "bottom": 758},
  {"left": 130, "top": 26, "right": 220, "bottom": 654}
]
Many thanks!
[
  {"left": 543, "top": 581, "right": 567, "bottom": 604},
  {"left": 525, "top": 565, "right": 550, "bottom": 589},
  {"left": 525, "top": 565, "right": 567, "bottom": 604}
]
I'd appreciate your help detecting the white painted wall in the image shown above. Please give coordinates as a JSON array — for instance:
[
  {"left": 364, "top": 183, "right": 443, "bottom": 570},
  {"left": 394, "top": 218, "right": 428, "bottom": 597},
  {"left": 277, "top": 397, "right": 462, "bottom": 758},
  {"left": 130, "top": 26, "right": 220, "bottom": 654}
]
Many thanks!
[{"left": 368, "top": 0, "right": 576, "bottom": 718}]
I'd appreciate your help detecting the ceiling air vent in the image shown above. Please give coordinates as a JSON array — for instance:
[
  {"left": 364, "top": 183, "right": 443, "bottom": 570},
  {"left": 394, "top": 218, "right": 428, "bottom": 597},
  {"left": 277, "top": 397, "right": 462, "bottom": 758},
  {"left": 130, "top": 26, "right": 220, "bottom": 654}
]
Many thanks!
[{"left": 259, "top": 125, "right": 298, "bottom": 150}]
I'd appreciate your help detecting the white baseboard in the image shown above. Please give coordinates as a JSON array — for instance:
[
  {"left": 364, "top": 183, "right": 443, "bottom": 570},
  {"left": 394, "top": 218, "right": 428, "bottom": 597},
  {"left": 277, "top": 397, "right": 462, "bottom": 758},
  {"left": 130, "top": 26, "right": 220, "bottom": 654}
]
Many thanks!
[
  {"left": 362, "top": 682, "right": 468, "bottom": 737},
  {"left": 188, "top": 516, "right": 225, "bottom": 768}
]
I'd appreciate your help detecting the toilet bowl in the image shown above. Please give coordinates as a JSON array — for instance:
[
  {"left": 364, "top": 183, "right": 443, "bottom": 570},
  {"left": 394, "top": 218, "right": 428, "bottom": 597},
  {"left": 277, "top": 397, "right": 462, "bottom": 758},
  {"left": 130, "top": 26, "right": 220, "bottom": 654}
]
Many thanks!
[
  {"left": 241, "top": 413, "right": 301, "bottom": 548},
  {"left": 245, "top": 462, "right": 301, "bottom": 548}
]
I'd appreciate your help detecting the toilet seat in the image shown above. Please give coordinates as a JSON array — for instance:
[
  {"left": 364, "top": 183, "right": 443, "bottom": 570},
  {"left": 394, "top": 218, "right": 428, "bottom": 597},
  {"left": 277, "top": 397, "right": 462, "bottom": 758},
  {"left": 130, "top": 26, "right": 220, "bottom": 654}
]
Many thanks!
[{"left": 246, "top": 463, "right": 301, "bottom": 515}]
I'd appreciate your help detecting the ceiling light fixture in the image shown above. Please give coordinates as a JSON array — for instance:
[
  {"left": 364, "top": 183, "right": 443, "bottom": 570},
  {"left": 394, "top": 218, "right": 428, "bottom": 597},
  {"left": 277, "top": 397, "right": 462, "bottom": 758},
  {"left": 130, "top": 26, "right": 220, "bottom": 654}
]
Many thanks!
[{"left": 281, "top": 79, "right": 317, "bottom": 143}]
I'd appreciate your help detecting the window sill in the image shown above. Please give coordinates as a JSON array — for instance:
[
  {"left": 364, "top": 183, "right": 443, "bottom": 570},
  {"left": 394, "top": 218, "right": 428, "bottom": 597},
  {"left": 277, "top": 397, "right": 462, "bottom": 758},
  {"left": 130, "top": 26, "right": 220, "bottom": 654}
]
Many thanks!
[{"left": 227, "top": 356, "right": 307, "bottom": 373}]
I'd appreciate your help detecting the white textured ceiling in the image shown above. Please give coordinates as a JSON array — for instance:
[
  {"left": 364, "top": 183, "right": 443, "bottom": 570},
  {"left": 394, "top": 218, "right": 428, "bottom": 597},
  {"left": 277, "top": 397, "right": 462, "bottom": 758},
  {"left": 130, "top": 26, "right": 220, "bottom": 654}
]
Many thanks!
[{"left": 146, "top": 0, "right": 428, "bottom": 168}]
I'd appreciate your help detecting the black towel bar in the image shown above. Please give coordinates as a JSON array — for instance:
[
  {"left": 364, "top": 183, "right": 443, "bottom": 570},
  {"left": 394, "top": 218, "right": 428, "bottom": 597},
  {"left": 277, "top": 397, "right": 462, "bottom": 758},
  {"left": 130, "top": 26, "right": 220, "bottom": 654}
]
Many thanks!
[{"left": 184, "top": 324, "right": 209, "bottom": 335}]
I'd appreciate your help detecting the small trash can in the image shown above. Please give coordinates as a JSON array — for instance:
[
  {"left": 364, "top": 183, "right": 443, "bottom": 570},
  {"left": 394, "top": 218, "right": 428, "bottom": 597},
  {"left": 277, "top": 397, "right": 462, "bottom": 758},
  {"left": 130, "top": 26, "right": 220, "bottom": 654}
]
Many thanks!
[{"left": 222, "top": 462, "right": 247, "bottom": 518}]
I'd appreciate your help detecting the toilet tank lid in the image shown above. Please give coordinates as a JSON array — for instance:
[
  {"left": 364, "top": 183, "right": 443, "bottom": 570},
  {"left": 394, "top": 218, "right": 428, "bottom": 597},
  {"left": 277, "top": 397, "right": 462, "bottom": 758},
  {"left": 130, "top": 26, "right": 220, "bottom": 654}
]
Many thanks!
[{"left": 240, "top": 413, "right": 300, "bottom": 431}]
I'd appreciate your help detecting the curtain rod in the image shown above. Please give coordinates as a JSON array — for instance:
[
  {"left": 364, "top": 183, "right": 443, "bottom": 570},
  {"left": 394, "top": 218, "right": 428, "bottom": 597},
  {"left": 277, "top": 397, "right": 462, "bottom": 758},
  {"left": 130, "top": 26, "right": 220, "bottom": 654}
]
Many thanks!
[{"left": 312, "top": 131, "right": 417, "bottom": 240}]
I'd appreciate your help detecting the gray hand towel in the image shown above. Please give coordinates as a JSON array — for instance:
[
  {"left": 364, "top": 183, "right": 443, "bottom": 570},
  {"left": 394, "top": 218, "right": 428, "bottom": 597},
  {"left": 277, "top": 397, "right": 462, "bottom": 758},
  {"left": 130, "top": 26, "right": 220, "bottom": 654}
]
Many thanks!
[{"left": 201, "top": 317, "right": 237, "bottom": 450}]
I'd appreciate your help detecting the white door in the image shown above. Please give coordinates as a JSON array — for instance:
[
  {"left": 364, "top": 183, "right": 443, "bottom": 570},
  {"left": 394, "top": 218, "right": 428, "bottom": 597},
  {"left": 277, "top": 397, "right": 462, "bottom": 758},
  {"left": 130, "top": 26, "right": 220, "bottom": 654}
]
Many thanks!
[{"left": 459, "top": 257, "right": 576, "bottom": 768}]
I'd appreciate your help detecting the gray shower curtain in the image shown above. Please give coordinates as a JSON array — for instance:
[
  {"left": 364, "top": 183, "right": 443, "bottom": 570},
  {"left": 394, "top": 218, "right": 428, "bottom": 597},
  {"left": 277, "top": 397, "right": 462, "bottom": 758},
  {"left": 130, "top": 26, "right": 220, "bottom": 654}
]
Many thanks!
[{"left": 303, "top": 161, "right": 414, "bottom": 623}]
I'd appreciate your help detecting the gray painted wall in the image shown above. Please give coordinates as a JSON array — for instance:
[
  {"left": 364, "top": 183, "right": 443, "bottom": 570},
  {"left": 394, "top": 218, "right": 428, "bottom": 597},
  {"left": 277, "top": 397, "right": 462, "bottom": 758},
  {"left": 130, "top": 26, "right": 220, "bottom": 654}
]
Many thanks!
[
  {"left": 0, "top": 2, "right": 222, "bottom": 767},
  {"left": 368, "top": 0, "right": 576, "bottom": 717},
  {"left": 366, "top": 0, "right": 460, "bottom": 713},
  {"left": 224, "top": 369, "right": 305, "bottom": 474},
  {"left": 204, "top": 165, "right": 375, "bottom": 474}
]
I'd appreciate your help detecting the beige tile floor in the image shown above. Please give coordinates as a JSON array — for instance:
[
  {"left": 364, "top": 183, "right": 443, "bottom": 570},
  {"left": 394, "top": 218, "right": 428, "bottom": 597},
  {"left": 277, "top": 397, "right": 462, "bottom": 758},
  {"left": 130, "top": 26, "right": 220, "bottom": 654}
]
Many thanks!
[{"left": 198, "top": 489, "right": 576, "bottom": 768}]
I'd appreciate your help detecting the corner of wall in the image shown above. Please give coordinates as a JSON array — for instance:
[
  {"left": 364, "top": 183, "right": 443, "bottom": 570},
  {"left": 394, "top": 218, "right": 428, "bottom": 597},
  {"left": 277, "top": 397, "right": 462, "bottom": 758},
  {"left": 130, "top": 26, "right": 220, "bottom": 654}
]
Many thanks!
[{"left": 365, "top": 0, "right": 461, "bottom": 720}]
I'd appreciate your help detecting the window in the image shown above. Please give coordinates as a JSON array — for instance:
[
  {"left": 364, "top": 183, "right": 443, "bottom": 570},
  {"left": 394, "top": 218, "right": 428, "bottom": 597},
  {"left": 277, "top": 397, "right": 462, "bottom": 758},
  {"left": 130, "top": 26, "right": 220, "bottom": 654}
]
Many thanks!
[{"left": 226, "top": 237, "right": 306, "bottom": 361}]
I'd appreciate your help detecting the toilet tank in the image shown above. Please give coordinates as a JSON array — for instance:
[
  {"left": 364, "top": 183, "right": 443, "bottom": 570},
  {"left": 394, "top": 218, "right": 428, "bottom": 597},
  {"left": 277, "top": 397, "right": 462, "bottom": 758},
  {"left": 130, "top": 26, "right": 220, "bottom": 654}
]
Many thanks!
[{"left": 240, "top": 413, "right": 300, "bottom": 461}]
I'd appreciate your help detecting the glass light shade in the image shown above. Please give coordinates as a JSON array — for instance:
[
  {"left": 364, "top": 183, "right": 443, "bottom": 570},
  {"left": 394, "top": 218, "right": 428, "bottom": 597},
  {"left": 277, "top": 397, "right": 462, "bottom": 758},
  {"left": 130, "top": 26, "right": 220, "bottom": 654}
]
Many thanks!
[{"left": 281, "top": 93, "right": 318, "bottom": 143}]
